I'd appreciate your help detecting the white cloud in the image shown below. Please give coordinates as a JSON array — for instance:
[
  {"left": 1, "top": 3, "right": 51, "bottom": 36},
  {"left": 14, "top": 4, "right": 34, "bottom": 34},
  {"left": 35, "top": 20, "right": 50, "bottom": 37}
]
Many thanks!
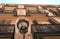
[{"left": 0, "top": 0, "right": 60, "bottom": 4}]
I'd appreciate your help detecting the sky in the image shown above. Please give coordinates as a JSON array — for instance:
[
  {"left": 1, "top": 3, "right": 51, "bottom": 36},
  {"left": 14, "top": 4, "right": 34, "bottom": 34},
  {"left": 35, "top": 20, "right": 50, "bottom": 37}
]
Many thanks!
[{"left": 0, "top": 0, "right": 60, "bottom": 4}]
